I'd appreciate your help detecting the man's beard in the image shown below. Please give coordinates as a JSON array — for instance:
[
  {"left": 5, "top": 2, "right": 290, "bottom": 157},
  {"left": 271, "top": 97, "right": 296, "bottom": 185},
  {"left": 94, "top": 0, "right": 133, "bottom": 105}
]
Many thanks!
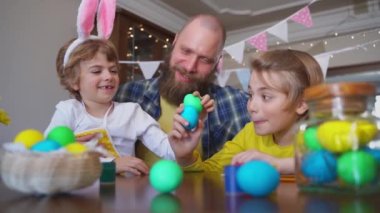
[{"left": 158, "top": 55, "right": 216, "bottom": 106}]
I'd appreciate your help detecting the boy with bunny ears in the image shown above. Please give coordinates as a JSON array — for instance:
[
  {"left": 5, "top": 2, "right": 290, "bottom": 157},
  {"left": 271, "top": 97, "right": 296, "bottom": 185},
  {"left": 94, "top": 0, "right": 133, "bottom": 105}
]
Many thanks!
[{"left": 45, "top": 0, "right": 214, "bottom": 176}]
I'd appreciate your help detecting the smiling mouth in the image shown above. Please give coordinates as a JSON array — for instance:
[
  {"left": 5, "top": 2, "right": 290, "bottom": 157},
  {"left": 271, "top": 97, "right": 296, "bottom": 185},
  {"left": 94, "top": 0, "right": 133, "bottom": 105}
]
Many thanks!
[
  {"left": 253, "top": 120, "right": 266, "bottom": 125},
  {"left": 99, "top": 86, "right": 114, "bottom": 89},
  {"left": 176, "top": 72, "right": 193, "bottom": 83}
]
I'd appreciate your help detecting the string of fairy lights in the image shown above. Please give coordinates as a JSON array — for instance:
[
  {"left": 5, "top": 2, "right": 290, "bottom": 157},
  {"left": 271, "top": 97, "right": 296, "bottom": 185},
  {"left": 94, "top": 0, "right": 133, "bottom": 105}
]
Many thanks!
[
  {"left": 268, "top": 28, "right": 380, "bottom": 59},
  {"left": 124, "top": 24, "right": 173, "bottom": 59}
]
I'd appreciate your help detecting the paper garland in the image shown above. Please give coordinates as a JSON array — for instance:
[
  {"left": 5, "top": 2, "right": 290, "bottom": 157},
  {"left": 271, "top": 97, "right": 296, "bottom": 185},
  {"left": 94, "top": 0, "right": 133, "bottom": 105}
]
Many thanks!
[
  {"left": 119, "top": 38, "right": 380, "bottom": 89},
  {"left": 224, "top": 1, "right": 316, "bottom": 65},
  {"left": 290, "top": 6, "right": 313, "bottom": 28},
  {"left": 118, "top": 0, "right": 379, "bottom": 89}
]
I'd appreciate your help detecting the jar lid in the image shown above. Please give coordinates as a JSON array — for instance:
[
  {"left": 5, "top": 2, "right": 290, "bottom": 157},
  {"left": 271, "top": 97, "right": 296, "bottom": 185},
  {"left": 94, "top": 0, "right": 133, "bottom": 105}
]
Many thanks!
[{"left": 304, "top": 82, "right": 376, "bottom": 101}]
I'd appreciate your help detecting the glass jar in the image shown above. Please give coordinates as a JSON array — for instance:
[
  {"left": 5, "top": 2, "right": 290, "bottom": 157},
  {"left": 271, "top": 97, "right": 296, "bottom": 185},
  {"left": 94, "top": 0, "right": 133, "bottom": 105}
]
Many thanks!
[{"left": 295, "top": 82, "right": 380, "bottom": 194}]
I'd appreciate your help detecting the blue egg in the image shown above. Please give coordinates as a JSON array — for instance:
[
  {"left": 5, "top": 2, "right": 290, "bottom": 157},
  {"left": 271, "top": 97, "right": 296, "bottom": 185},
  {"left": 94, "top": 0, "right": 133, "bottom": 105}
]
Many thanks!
[
  {"left": 180, "top": 106, "right": 199, "bottom": 130},
  {"left": 301, "top": 150, "right": 337, "bottom": 183},
  {"left": 31, "top": 139, "right": 61, "bottom": 152},
  {"left": 236, "top": 160, "right": 280, "bottom": 197}
]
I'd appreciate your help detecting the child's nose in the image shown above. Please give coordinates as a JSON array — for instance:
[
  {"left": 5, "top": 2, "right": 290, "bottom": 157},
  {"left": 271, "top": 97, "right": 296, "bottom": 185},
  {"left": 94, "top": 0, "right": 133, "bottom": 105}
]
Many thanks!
[
  {"left": 103, "top": 70, "right": 113, "bottom": 79},
  {"left": 247, "top": 99, "right": 258, "bottom": 113}
]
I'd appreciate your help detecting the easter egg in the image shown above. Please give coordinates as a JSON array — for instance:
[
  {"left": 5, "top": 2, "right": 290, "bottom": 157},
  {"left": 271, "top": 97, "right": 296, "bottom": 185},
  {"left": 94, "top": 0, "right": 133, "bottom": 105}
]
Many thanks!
[
  {"left": 236, "top": 160, "right": 280, "bottom": 197},
  {"left": 304, "top": 126, "right": 322, "bottom": 151},
  {"left": 149, "top": 160, "right": 183, "bottom": 193},
  {"left": 31, "top": 139, "right": 61, "bottom": 152},
  {"left": 14, "top": 129, "right": 44, "bottom": 149},
  {"left": 183, "top": 94, "right": 203, "bottom": 113},
  {"left": 301, "top": 150, "right": 337, "bottom": 183},
  {"left": 181, "top": 106, "right": 199, "bottom": 130},
  {"left": 356, "top": 120, "right": 377, "bottom": 144},
  {"left": 363, "top": 147, "right": 380, "bottom": 163},
  {"left": 47, "top": 126, "right": 75, "bottom": 146},
  {"left": 317, "top": 120, "right": 377, "bottom": 153},
  {"left": 337, "top": 151, "right": 376, "bottom": 186},
  {"left": 65, "top": 142, "right": 87, "bottom": 154}
]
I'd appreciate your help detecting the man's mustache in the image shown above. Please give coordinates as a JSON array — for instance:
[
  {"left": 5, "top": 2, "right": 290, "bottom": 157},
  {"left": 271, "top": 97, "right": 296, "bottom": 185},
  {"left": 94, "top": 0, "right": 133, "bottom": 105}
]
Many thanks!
[{"left": 172, "top": 65, "right": 196, "bottom": 82}]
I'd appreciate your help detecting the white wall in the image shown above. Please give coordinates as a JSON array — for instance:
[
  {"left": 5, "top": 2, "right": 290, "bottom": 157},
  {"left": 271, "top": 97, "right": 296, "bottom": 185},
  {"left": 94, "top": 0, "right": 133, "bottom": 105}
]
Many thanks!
[{"left": 0, "top": 0, "right": 79, "bottom": 141}]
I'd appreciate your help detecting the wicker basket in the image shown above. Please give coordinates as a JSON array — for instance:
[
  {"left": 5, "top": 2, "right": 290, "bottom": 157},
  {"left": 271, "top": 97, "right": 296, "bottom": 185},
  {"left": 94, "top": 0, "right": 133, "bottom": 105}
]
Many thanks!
[{"left": 0, "top": 150, "right": 101, "bottom": 194}]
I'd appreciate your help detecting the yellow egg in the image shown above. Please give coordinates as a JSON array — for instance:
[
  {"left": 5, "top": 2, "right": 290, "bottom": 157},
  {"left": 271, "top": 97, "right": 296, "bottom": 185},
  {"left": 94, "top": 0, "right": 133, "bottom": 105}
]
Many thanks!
[
  {"left": 14, "top": 129, "right": 44, "bottom": 149},
  {"left": 356, "top": 120, "right": 377, "bottom": 144},
  {"left": 317, "top": 120, "right": 377, "bottom": 153},
  {"left": 65, "top": 142, "right": 88, "bottom": 154}
]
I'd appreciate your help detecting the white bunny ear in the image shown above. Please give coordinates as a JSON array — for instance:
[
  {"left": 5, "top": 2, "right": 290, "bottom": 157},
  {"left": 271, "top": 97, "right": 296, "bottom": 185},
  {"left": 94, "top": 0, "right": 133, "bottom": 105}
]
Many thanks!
[
  {"left": 97, "top": 0, "right": 116, "bottom": 39},
  {"left": 77, "top": 0, "right": 99, "bottom": 38}
]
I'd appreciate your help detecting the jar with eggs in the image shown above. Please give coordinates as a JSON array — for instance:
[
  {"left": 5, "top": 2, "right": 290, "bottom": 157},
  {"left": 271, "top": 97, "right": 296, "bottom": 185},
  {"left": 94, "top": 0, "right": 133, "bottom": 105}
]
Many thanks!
[{"left": 295, "top": 82, "right": 380, "bottom": 194}]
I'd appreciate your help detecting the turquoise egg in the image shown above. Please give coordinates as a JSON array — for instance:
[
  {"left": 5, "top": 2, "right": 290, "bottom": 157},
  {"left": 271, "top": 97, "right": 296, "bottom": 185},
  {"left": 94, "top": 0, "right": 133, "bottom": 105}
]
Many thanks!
[
  {"left": 31, "top": 139, "right": 61, "bottom": 152},
  {"left": 181, "top": 106, "right": 199, "bottom": 130},
  {"left": 301, "top": 150, "right": 337, "bottom": 183},
  {"left": 149, "top": 160, "right": 183, "bottom": 193},
  {"left": 236, "top": 160, "right": 280, "bottom": 197}
]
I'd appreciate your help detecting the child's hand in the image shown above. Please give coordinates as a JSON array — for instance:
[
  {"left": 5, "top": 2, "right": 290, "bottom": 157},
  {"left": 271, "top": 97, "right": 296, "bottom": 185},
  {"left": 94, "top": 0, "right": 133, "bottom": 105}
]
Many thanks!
[
  {"left": 231, "top": 149, "right": 276, "bottom": 166},
  {"left": 76, "top": 133, "right": 99, "bottom": 142},
  {"left": 231, "top": 150, "right": 295, "bottom": 174},
  {"left": 168, "top": 107, "right": 204, "bottom": 166},
  {"left": 114, "top": 156, "right": 149, "bottom": 176}
]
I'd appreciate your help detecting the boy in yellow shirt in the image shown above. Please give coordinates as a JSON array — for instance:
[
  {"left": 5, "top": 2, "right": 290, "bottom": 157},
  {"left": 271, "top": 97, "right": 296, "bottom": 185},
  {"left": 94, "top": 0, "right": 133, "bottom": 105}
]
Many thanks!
[{"left": 169, "top": 49, "right": 324, "bottom": 174}]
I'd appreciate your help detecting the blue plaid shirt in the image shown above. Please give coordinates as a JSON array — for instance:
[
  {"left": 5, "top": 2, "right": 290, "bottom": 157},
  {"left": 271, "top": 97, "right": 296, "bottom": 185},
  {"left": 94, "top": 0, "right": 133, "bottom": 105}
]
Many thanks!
[{"left": 114, "top": 77, "right": 250, "bottom": 159}]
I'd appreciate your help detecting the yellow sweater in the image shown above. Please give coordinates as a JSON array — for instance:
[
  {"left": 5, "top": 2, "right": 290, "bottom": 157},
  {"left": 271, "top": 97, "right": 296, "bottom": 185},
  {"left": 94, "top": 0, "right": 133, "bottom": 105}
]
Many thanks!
[{"left": 183, "top": 122, "right": 294, "bottom": 172}]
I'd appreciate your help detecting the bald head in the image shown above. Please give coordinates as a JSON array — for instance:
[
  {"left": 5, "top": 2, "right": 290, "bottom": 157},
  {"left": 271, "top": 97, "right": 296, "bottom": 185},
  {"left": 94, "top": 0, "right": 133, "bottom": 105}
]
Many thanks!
[{"left": 177, "top": 14, "right": 226, "bottom": 51}]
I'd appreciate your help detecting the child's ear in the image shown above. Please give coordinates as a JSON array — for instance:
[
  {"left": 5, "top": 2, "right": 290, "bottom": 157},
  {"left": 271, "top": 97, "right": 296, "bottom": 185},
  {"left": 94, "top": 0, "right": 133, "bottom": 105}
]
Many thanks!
[
  {"left": 70, "top": 81, "right": 80, "bottom": 91},
  {"left": 296, "top": 100, "right": 308, "bottom": 115}
]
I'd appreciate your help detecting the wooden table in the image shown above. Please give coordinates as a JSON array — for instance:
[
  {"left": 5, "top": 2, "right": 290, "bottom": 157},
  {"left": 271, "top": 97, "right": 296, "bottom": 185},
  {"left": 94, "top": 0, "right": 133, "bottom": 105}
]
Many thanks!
[{"left": 1, "top": 172, "right": 380, "bottom": 212}]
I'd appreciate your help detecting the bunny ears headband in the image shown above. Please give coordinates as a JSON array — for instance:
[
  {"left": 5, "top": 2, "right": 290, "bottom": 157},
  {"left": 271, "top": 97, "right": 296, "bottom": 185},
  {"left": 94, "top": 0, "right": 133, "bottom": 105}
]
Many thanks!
[{"left": 63, "top": 0, "right": 116, "bottom": 67}]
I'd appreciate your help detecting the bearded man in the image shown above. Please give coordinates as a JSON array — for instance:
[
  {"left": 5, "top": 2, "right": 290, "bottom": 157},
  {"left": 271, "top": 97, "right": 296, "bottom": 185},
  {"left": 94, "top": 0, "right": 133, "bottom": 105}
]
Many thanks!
[{"left": 114, "top": 14, "right": 250, "bottom": 165}]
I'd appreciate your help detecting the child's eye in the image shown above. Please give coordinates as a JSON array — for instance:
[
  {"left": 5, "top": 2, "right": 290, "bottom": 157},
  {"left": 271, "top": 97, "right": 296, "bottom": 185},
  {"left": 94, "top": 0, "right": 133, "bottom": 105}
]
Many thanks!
[
  {"left": 91, "top": 69, "right": 102, "bottom": 74},
  {"left": 110, "top": 69, "right": 118, "bottom": 74},
  {"left": 263, "top": 95, "right": 272, "bottom": 101}
]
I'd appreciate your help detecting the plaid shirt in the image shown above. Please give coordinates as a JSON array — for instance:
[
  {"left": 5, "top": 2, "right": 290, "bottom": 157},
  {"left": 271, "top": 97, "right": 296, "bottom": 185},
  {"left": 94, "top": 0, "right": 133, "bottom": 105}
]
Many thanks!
[{"left": 114, "top": 77, "right": 250, "bottom": 159}]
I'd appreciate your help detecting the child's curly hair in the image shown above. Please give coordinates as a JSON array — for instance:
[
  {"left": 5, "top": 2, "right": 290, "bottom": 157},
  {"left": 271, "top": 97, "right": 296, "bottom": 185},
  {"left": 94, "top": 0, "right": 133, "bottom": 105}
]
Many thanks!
[{"left": 56, "top": 39, "right": 119, "bottom": 101}]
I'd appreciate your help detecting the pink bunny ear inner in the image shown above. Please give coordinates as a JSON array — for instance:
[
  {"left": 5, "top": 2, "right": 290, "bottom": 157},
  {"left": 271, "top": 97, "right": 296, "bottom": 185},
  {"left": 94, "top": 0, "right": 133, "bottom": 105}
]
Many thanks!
[
  {"left": 97, "top": 0, "right": 116, "bottom": 39},
  {"left": 77, "top": 0, "right": 99, "bottom": 38}
]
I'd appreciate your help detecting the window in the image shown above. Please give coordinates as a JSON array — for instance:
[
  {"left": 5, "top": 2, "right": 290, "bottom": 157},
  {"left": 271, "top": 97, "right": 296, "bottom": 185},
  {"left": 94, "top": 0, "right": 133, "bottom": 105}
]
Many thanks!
[{"left": 110, "top": 8, "right": 175, "bottom": 84}]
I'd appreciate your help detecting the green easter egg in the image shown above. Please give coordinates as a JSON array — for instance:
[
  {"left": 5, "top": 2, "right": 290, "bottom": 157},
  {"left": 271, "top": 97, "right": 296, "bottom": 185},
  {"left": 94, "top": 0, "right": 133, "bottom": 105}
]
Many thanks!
[
  {"left": 183, "top": 94, "right": 203, "bottom": 113},
  {"left": 149, "top": 160, "right": 183, "bottom": 193},
  {"left": 304, "top": 126, "right": 323, "bottom": 151},
  {"left": 337, "top": 151, "right": 377, "bottom": 186},
  {"left": 47, "top": 126, "right": 75, "bottom": 146}
]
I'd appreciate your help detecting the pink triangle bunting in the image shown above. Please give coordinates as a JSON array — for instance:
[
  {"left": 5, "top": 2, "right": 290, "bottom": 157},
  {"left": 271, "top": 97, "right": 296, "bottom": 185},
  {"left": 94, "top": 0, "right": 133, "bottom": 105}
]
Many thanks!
[
  {"left": 290, "top": 6, "right": 313, "bottom": 28},
  {"left": 247, "top": 32, "right": 268, "bottom": 51}
]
